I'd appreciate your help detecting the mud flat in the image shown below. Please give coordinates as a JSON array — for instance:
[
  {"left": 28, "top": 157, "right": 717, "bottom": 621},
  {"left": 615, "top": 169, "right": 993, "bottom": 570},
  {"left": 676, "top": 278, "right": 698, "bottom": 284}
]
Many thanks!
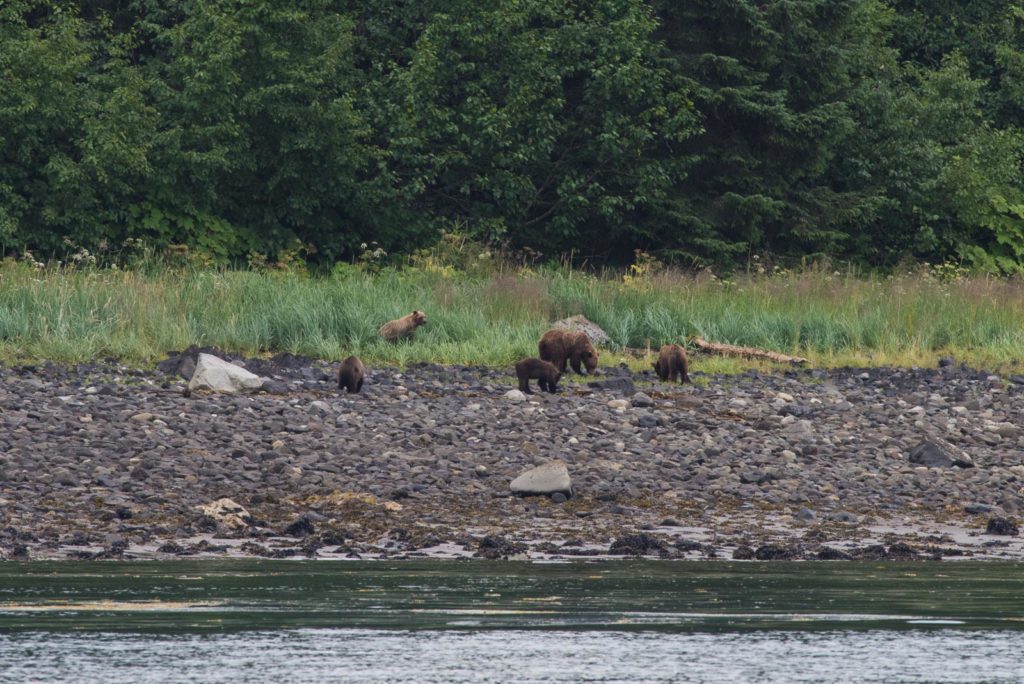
[{"left": 1, "top": 353, "right": 1023, "bottom": 561}]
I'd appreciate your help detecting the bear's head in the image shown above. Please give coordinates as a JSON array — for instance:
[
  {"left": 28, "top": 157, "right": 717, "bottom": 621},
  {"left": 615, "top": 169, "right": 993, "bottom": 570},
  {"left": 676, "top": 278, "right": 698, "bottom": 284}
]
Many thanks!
[
  {"left": 411, "top": 310, "right": 427, "bottom": 327},
  {"left": 580, "top": 346, "right": 599, "bottom": 373}
]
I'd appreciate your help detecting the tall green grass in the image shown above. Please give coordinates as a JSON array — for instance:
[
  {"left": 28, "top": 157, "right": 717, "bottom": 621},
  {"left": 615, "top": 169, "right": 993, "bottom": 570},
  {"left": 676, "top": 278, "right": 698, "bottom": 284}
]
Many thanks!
[{"left": 0, "top": 260, "right": 1022, "bottom": 370}]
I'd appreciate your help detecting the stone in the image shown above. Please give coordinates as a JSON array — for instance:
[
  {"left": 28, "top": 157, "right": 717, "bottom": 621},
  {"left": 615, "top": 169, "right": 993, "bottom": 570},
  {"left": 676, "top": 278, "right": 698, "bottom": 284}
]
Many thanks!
[
  {"left": 755, "top": 545, "right": 801, "bottom": 561},
  {"left": 475, "top": 535, "right": 528, "bottom": 559},
  {"left": 965, "top": 503, "right": 993, "bottom": 515},
  {"left": 607, "top": 399, "right": 630, "bottom": 410},
  {"left": 608, "top": 533, "right": 666, "bottom": 556},
  {"left": 637, "top": 413, "right": 659, "bottom": 428},
  {"left": 938, "top": 356, "right": 954, "bottom": 368},
  {"left": 504, "top": 389, "right": 527, "bottom": 402},
  {"left": 188, "top": 354, "right": 264, "bottom": 394},
  {"left": 282, "top": 515, "right": 316, "bottom": 538},
  {"left": 828, "top": 511, "right": 858, "bottom": 523},
  {"left": 550, "top": 492, "right": 567, "bottom": 504},
  {"left": 907, "top": 438, "right": 975, "bottom": 468},
  {"left": 510, "top": 460, "right": 572, "bottom": 497},
  {"left": 986, "top": 517, "right": 1019, "bottom": 536},
  {"left": 588, "top": 377, "right": 635, "bottom": 394},
  {"left": 309, "top": 401, "right": 332, "bottom": 415},
  {"left": 195, "top": 498, "right": 252, "bottom": 529},
  {"left": 260, "top": 380, "right": 289, "bottom": 395},
  {"left": 630, "top": 392, "right": 654, "bottom": 407}
]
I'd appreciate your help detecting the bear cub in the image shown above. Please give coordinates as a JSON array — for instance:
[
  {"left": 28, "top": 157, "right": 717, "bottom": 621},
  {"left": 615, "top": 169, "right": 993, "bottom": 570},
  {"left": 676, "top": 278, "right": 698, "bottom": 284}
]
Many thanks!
[
  {"left": 338, "top": 355, "right": 366, "bottom": 393},
  {"left": 379, "top": 310, "right": 427, "bottom": 342},
  {"left": 538, "top": 329, "right": 599, "bottom": 375},
  {"left": 653, "top": 344, "right": 689, "bottom": 384},
  {"left": 515, "top": 358, "right": 561, "bottom": 394}
]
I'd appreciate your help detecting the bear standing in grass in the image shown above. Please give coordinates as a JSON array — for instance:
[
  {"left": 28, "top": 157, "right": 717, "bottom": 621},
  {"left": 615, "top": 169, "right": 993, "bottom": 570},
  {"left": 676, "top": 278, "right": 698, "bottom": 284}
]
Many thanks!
[
  {"left": 653, "top": 344, "right": 689, "bottom": 384},
  {"left": 338, "top": 356, "right": 365, "bottom": 393},
  {"left": 515, "top": 358, "right": 561, "bottom": 394},
  {"left": 378, "top": 310, "right": 427, "bottom": 342},
  {"left": 538, "top": 329, "right": 599, "bottom": 375}
]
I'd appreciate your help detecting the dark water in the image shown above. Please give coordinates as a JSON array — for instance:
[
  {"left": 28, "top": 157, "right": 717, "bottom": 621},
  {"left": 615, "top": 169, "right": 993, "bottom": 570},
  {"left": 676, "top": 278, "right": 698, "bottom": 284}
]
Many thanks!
[{"left": 1, "top": 560, "right": 1023, "bottom": 682}]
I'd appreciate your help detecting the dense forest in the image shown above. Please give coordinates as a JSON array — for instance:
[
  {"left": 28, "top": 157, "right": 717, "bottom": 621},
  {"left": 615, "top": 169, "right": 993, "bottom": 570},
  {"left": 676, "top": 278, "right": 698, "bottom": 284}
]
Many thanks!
[{"left": 2, "top": 0, "right": 1024, "bottom": 271}]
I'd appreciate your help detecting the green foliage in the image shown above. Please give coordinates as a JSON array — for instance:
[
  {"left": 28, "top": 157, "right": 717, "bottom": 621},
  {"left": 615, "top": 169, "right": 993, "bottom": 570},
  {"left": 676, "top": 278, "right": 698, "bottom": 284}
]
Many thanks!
[
  {"left": 351, "top": 0, "right": 699, "bottom": 257},
  {"left": 2, "top": 262, "right": 1024, "bottom": 372},
  {"left": 2, "top": 0, "right": 1024, "bottom": 272}
]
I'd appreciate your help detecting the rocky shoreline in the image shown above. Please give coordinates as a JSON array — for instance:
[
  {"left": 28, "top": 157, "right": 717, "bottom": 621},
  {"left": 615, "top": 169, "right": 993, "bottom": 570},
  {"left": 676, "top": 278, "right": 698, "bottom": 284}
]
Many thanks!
[{"left": 2, "top": 351, "right": 1024, "bottom": 562}]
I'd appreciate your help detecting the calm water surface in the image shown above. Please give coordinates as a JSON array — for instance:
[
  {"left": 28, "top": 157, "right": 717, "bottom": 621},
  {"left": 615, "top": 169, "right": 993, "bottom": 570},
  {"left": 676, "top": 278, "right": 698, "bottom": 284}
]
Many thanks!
[{"left": 0, "top": 560, "right": 1022, "bottom": 683}]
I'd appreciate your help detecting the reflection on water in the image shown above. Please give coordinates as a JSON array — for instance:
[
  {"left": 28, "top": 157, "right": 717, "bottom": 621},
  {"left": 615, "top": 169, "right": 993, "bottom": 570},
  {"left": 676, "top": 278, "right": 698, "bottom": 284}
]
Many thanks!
[
  {"left": 2, "top": 628, "right": 1023, "bottom": 683},
  {"left": 1, "top": 560, "right": 1023, "bottom": 682}
]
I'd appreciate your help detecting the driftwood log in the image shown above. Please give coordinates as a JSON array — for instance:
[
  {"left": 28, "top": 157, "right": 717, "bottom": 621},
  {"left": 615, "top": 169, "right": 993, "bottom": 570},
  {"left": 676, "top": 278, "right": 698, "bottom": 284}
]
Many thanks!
[{"left": 691, "top": 337, "right": 808, "bottom": 365}]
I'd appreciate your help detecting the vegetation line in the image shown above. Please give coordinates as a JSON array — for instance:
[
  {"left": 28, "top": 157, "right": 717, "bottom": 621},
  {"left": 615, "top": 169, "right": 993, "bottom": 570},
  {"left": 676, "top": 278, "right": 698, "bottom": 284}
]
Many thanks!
[{"left": 0, "top": 258, "right": 1021, "bottom": 372}]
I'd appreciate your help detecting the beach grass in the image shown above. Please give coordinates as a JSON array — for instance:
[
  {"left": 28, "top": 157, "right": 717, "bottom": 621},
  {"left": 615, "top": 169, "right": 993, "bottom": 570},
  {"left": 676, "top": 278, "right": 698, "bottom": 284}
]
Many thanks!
[{"left": 0, "top": 258, "right": 1022, "bottom": 372}]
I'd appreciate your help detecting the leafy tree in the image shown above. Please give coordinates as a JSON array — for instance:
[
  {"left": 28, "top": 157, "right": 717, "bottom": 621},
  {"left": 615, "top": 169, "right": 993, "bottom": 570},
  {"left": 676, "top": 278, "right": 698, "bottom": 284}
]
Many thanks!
[
  {"left": 349, "top": 0, "right": 699, "bottom": 260},
  {"left": 143, "top": 0, "right": 375, "bottom": 261},
  {"left": 0, "top": 1, "right": 156, "bottom": 254},
  {"left": 651, "top": 0, "right": 873, "bottom": 266},
  {"left": 833, "top": 51, "right": 1024, "bottom": 270}
]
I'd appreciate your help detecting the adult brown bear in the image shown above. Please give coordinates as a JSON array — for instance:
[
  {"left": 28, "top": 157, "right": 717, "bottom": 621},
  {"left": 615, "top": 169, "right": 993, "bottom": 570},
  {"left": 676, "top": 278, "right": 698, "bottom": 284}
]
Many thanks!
[
  {"left": 538, "top": 329, "right": 599, "bottom": 375},
  {"left": 514, "top": 358, "right": 561, "bottom": 394},
  {"left": 338, "top": 356, "right": 365, "bottom": 393},
  {"left": 378, "top": 310, "right": 427, "bottom": 342},
  {"left": 653, "top": 344, "right": 689, "bottom": 384}
]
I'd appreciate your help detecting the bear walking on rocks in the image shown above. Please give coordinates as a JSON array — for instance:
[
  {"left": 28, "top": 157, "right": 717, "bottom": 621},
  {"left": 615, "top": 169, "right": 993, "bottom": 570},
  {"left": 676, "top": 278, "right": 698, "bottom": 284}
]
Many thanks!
[
  {"left": 338, "top": 356, "right": 365, "bottom": 393},
  {"left": 538, "top": 329, "right": 599, "bottom": 375},
  {"left": 515, "top": 358, "right": 561, "bottom": 394},
  {"left": 378, "top": 310, "right": 427, "bottom": 342},
  {"left": 653, "top": 344, "right": 689, "bottom": 384}
]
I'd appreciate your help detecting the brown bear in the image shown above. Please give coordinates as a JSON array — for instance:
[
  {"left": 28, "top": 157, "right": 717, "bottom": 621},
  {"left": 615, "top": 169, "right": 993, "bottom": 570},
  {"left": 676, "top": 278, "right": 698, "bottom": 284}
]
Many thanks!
[
  {"left": 378, "top": 310, "right": 427, "bottom": 342},
  {"left": 338, "top": 355, "right": 365, "bottom": 393},
  {"left": 514, "top": 358, "right": 561, "bottom": 394},
  {"left": 653, "top": 343, "right": 689, "bottom": 384},
  {"left": 538, "top": 329, "right": 599, "bottom": 375}
]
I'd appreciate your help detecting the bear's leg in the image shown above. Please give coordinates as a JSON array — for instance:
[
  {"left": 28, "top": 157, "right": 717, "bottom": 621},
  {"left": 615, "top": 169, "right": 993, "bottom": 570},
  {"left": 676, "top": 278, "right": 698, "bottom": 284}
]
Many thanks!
[
  {"left": 356, "top": 379, "right": 363, "bottom": 392},
  {"left": 570, "top": 356, "right": 583, "bottom": 374},
  {"left": 519, "top": 376, "right": 533, "bottom": 394}
]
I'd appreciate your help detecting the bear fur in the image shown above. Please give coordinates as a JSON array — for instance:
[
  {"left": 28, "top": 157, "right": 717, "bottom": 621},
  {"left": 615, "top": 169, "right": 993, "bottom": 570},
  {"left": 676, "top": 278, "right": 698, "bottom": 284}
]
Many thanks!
[
  {"left": 653, "top": 344, "right": 689, "bottom": 384},
  {"left": 378, "top": 310, "right": 427, "bottom": 342},
  {"left": 515, "top": 358, "right": 562, "bottom": 394},
  {"left": 338, "top": 356, "right": 366, "bottom": 393},
  {"left": 538, "top": 329, "right": 599, "bottom": 375}
]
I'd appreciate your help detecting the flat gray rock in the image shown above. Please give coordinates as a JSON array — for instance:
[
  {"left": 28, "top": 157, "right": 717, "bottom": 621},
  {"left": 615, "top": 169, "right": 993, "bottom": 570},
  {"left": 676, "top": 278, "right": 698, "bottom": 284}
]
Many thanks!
[
  {"left": 510, "top": 460, "right": 572, "bottom": 497},
  {"left": 908, "top": 438, "right": 975, "bottom": 468}
]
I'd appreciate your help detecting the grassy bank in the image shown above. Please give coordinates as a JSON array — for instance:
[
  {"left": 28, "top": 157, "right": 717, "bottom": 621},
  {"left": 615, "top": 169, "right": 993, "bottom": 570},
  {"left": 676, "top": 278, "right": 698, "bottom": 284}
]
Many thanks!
[{"left": 0, "top": 259, "right": 1022, "bottom": 372}]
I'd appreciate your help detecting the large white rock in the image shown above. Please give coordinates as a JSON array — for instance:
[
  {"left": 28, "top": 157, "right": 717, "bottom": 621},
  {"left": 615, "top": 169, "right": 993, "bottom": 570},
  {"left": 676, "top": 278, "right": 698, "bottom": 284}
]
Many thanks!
[
  {"left": 510, "top": 460, "right": 572, "bottom": 496},
  {"left": 188, "top": 353, "right": 264, "bottom": 393}
]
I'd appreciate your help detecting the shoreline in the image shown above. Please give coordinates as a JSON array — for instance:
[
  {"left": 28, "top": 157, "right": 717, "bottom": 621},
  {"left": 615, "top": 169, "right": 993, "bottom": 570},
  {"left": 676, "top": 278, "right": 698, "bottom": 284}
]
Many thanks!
[{"left": 2, "top": 353, "right": 1023, "bottom": 562}]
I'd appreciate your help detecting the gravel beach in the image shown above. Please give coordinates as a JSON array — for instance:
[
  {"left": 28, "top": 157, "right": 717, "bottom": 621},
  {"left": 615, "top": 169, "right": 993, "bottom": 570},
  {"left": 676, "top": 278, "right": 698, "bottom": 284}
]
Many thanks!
[{"left": 2, "top": 351, "right": 1023, "bottom": 562}]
